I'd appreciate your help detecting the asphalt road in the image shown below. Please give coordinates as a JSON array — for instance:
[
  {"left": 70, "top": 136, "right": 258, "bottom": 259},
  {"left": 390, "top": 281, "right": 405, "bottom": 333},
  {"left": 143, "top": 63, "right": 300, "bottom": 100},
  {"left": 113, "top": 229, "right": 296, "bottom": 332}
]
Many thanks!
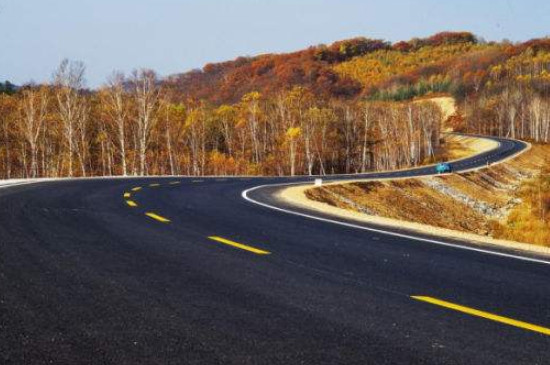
[{"left": 1, "top": 136, "right": 548, "bottom": 364}]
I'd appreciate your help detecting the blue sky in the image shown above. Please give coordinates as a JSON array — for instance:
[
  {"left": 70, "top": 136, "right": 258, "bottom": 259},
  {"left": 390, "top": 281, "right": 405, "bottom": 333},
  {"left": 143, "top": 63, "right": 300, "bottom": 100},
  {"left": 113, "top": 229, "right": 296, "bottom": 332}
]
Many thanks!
[{"left": 2, "top": 0, "right": 550, "bottom": 87}]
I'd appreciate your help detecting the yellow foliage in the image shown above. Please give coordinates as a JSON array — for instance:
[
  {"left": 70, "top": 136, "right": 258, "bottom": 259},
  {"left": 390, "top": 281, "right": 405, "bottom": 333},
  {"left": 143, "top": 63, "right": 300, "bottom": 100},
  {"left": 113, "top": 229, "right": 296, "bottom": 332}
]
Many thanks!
[
  {"left": 285, "top": 126, "right": 301, "bottom": 140},
  {"left": 499, "top": 50, "right": 550, "bottom": 81},
  {"left": 184, "top": 109, "right": 202, "bottom": 128},
  {"left": 241, "top": 91, "right": 261, "bottom": 103},
  {"left": 216, "top": 104, "right": 236, "bottom": 117},
  {"left": 334, "top": 43, "right": 482, "bottom": 87}
]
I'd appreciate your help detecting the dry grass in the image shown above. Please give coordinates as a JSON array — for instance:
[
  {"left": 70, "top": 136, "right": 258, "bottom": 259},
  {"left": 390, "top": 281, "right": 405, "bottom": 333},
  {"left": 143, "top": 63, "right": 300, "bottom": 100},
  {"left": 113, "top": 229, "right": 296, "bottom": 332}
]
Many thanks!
[
  {"left": 439, "top": 173, "right": 510, "bottom": 206},
  {"left": 492, "top": 149, "right": 550, "bottom": 245},
  {"left": 307, "top": 179, "right": 493, "bottom": 235}
]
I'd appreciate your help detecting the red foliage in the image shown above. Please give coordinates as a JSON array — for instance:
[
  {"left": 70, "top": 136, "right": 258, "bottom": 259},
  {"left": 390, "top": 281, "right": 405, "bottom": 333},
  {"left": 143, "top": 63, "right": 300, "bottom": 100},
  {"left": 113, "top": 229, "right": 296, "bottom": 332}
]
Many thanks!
[
  {"left": 391, "top": 32, "right": 477, "bottom": 53},
  {"left": 162, "top": 32, "right": 550, "bottom": 104},
  {"left": 392, "top": 41, "right": 413, "bottom": 52},
  {"left": 319, "top": 38, "right": 390, "bottom": 63},
  {"left": 513, "top": 37, "right": 550, "bottom": 54},
  {"left": 426, "top": 32, "right": 477, "bottom": 46},
  {"left": 163, "top": 38, "right": 384, "bottom": 104}
]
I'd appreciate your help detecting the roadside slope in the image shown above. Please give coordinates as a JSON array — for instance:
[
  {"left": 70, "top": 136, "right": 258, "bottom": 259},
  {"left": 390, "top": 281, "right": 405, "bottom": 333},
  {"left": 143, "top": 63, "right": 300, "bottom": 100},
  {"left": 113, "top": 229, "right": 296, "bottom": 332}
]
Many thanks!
[{"left": 279, "top": 141, "right": 548, "bottom": 255}]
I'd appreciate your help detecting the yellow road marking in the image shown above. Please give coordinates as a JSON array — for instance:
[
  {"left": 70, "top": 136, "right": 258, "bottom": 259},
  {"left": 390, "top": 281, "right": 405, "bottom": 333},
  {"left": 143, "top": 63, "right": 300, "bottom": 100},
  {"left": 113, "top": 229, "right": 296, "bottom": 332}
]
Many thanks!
[
  {"left": 145, "top": 212, "right": 171, "bottom": 223},
  {"left": 412, "top": 296, "right": 550, "bottom": 336},
  {"left": 123, "top": 192, "right": 131, "bottom": 198},
  {"left": 149, "top": 183, "right": 161, "bottom": 187},
  {"left": 169, "top": 181, "right": 180, "bottom": 185},
  {"left": 208, "top": 236, "right": 271, "bottom": 255},
  {"left": 126, "top": 200, "right": 138, "bottom": 207},
  {"left": 131, "top": 186, "right": 142, "bottom": 192}
]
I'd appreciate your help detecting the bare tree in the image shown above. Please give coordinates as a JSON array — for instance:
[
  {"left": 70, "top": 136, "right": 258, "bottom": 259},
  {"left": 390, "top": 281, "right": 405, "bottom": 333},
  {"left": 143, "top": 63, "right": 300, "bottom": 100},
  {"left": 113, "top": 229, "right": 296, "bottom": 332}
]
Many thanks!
[
  {"left": 54, "top": 59, "right": 87, "bottom": 177},
  {"left": 0, "top": 95, "right": 17, "bottom": 178},
  {"left": 130, "top": 69, "right": 160, "bottom": 176},
  {"left": 104, "top": 72, "right": 129, "bottom": 175},
  {"left": 19, "top": 86, "right": 48, "bottom": 177},
  {"left": 242, "top": 92, "right": 262, "bottom": 165},
  {"left": 75, "top": 100, "right": 90, "bottom": 176},
  {"left": 361, "top": 102, "right": 372, "bottom": 172}
]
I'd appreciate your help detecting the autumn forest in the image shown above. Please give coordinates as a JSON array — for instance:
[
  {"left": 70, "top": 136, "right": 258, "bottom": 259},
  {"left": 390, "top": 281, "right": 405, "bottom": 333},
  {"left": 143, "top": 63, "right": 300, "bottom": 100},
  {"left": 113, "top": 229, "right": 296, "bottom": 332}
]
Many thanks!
[{"left": 1, "top": 31, "right": 550, "bottom": 179}]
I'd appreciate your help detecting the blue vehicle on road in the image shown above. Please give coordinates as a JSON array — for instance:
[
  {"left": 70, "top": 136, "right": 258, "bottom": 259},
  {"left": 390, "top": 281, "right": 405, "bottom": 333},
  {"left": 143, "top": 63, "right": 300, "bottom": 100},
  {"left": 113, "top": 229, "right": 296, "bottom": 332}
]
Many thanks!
[{"left": 435, "top": 162, "right": 453, "bottom": 174}]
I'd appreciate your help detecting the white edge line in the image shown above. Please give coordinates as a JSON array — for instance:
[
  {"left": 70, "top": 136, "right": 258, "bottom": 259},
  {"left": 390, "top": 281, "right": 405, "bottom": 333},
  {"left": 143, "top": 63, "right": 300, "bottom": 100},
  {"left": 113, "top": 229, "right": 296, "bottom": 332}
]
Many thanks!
[
  {"left": 241, "top": 183, "right": 550, "bottom": 266},
  {"left": 0, "top": 181, "right": 43, "bottom": 189}
]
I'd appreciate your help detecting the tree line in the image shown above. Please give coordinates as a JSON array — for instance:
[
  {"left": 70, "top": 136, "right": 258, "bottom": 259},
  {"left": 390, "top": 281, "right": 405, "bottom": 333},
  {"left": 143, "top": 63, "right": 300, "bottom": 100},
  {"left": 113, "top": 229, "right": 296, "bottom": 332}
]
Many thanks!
[{"left": 0, "top": 60, "right": 443, "bottom": 178}]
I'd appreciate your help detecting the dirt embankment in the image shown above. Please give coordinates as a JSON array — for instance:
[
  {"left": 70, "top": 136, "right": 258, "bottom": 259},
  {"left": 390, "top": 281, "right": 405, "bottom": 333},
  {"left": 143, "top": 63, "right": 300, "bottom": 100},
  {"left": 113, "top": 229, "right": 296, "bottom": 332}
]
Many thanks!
[
  {"left": 423, "top": 96, "right": 455, "bottom": 129},
  {"left": 416, "top": 96, "right": 458, "bottom": 133},
  {"left": 281, "top": 143, "right": 550, "bottom": 252}
]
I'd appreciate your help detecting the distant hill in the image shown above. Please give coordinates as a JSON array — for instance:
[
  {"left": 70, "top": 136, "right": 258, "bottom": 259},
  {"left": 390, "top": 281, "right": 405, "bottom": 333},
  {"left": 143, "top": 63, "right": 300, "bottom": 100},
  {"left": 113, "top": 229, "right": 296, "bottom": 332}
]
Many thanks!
[
  {"left": 163, "top": 32, "right": 550, "bottom": 105},
  {"left": 163, "top": 37, "right": 390, "bottom": 103}
]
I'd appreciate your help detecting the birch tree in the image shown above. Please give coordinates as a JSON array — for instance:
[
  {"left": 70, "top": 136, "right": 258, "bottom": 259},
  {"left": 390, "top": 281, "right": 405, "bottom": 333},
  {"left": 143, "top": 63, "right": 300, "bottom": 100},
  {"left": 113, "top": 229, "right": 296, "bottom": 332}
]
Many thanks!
[
  {"left": 54, "top": 59, "right": 87, "bottom": 177},
  {"left": 19, "top": 87, "right": 48, "bottom": 177},
  {"left": 0, "top": 95, "right": 17, "bottom": 178},
  {"left": 130, "top": 69, "right": 160, "bottom": 176},
  {"left": 103, "top": 72, "right": 129, "bottom": 175}
]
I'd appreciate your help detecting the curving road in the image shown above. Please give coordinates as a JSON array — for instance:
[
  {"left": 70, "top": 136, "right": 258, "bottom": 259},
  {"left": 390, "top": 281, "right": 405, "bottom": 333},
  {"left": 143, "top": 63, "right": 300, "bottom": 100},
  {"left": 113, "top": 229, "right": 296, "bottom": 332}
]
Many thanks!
[{"left": 1, "top": 135, "right": 549, "bottom": 364}]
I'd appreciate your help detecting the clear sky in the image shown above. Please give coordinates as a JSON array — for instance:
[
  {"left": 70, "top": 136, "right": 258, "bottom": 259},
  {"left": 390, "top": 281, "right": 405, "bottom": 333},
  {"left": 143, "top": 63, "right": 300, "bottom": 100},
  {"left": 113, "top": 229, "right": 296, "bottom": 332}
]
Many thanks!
[{"left": 2, "top": 0, "right": 550, "bottom": 88}]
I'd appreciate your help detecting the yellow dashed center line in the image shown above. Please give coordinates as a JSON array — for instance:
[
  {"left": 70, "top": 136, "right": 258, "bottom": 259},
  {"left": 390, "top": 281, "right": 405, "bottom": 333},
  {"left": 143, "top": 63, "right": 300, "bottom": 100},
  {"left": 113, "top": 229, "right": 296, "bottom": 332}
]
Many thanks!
[
  {"left": 412, "top": 296, "right": 550, "bottom": 336},
  {"left": 124, "top": 186, "right": 269, "bottom": 256},
  {"left": 208, "top": 236, "right": 271, "bottom": 255},
  {"left": 145, "top": 212, "right": 171, "bottom": 223},
  {"left": 126, "top": 200, "right": 138, "bottom": 207}
]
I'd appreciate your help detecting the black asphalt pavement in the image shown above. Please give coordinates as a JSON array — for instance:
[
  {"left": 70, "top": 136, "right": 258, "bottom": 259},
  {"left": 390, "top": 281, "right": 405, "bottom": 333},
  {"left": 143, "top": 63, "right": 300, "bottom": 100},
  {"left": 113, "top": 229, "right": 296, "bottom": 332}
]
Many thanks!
[{"left": 1, "top": 136, "right": 549, "bottom": 364}]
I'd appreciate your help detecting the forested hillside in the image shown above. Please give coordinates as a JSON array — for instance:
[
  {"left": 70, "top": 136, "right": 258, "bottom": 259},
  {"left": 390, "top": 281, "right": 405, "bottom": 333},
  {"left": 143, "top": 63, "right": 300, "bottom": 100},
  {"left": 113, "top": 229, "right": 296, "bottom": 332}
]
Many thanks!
[
  {"left": 162, "top": 37, "right": 389, "bottom": 103},
  {"left": 0, "top": 32, "right": 549, "bottom": 179},
  {"left": 163, "top": 32, "right": 477, "bottom": 103},
  {"left": 166, "top": 30, "right": 550, "bottom": 142}
]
